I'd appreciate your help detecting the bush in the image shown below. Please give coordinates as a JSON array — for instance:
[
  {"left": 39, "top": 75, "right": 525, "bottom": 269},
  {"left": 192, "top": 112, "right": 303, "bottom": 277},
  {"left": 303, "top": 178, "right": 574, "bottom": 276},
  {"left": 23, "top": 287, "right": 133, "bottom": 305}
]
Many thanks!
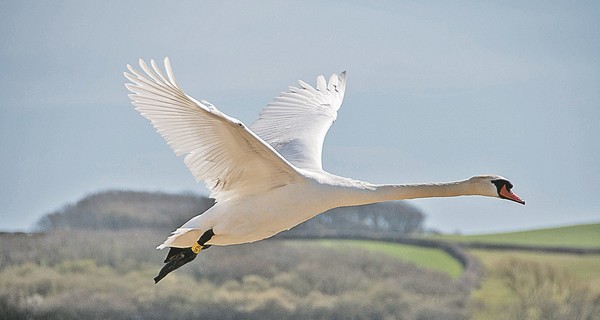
[
  {"left": 0, "top": 231, "right": 468, "bottom": 319},
  {"left": 485, "top": 258, "right": 600, "bottom": 320},
  {"left": 36, "top": 191, "right": 214, "bottom": 231}
]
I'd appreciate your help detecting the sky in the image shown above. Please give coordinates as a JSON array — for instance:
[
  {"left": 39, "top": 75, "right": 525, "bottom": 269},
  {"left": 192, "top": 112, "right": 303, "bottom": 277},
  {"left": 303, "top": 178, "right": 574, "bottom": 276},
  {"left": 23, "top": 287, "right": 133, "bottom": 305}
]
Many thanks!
[{"left": 1, "top": 0, "right": 599, "bottom": 234}]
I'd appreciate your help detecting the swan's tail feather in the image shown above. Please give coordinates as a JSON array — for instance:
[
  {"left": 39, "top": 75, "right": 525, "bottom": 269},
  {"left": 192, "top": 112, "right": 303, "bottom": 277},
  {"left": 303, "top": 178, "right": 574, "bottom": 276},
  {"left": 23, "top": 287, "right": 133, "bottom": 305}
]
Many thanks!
[{"left": 156, "top": 228, "right": 202, "bottom": 249}]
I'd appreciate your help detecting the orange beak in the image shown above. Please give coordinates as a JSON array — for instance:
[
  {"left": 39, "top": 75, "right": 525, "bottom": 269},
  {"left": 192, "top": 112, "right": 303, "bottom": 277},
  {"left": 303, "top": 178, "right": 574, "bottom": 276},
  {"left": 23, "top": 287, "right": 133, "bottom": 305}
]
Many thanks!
[{"left": 499, "top": 185, "right": 525, "bottom": 205}]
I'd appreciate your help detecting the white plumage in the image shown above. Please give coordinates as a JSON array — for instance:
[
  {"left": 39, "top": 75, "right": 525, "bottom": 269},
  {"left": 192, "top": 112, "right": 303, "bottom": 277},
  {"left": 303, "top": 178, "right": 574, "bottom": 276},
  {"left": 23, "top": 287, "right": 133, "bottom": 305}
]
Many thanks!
[
  {"left": 251, "top": 72, "right": 346, "bottom": 171},
  {"left": 124, "top": 58, "right": 524, "bottom": 251}
]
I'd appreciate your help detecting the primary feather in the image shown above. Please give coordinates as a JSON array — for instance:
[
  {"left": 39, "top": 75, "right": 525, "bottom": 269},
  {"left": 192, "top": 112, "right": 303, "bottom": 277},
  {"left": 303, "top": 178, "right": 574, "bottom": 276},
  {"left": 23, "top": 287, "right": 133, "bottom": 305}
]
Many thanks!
[
  {"left": 251, "top": 72, "right": 346, "bottom": 171},
  {"left": 124, "top": 58, "right": 300, "bottom": 201}
]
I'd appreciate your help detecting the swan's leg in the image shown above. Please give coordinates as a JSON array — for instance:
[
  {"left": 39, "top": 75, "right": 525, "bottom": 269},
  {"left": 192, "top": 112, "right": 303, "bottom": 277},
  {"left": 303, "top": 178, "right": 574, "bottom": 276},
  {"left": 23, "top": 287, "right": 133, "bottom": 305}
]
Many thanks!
[{"left": 153, "top": 229, "right": 214, "bottom": 284}]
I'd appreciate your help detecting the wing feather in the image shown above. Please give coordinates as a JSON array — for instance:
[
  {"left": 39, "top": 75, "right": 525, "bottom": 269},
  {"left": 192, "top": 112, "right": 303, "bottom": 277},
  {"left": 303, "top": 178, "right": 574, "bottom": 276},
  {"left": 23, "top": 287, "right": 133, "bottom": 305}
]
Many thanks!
[
  {"left": 124, "top": 58, "right": 301, "bottom": 201},
  {"left": 251, "top": 71, "right": 347, "bottom": 171}
]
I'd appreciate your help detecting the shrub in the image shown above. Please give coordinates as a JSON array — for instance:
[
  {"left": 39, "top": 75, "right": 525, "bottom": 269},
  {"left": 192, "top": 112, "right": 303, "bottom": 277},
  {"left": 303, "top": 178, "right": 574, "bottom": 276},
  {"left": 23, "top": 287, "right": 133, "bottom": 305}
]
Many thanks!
[
  {"left": 0, "top": 231, "right": 468, "bottom": 319},
  {"left": 495, "top": 258, "right": 600, "bottom": 320}
]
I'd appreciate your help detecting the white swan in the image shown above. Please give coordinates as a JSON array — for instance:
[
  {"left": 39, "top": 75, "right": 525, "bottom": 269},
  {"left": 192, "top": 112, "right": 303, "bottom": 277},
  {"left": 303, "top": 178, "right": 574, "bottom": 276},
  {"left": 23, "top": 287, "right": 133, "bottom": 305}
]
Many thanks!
[{"left": 124, "top": 58, "right": 524, "bottom": 282}]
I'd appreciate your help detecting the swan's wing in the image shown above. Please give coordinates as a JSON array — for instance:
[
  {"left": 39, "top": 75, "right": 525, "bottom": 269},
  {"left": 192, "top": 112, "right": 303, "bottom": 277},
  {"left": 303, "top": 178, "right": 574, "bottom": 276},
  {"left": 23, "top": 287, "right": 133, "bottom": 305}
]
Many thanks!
[
  {"left": 250, "top": 71, "right": 347, "bottom": 171},
  {"left": 124, "top": 58, "right": 301, "bottom": 201}
]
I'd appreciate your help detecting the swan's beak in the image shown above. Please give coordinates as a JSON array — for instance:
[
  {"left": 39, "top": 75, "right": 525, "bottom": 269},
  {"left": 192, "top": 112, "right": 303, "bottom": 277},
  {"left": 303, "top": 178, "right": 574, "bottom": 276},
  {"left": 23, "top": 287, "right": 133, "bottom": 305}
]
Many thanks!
[{"left": 499, "top": 185, "right": 525, "bottom": 205}]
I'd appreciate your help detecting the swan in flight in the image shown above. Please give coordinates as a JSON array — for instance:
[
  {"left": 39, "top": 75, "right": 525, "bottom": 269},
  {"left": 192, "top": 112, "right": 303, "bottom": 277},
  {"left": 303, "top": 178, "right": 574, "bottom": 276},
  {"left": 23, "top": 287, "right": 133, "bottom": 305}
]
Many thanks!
[{"left": 124, "top": 58, "right": 524, "bottom": 283}]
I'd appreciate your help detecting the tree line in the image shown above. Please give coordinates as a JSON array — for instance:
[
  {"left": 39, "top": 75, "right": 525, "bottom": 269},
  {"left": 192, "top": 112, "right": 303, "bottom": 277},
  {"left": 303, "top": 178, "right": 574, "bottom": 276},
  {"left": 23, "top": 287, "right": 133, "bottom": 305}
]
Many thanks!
[{"left": 37, "top": 190, "right": 425, "bottom": 236}]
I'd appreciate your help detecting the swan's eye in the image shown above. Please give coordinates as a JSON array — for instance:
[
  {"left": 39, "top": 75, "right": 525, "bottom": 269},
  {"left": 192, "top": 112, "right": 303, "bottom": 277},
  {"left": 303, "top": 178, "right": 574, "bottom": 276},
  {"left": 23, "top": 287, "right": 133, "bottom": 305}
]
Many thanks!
[{"left": 491, "top": 179, "right": 511, "bottom": 191}]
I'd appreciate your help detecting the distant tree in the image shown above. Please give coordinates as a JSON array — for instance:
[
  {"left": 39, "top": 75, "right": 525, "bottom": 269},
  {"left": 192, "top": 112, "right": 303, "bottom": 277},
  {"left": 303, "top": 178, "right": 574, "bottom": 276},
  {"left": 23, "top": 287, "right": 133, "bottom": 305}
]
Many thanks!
[
  {"left": 36, "top": 190, "right": 213, "bottom": 231},
  {"left": 286, "top": 201, "right": 425, "bottom": 236}
]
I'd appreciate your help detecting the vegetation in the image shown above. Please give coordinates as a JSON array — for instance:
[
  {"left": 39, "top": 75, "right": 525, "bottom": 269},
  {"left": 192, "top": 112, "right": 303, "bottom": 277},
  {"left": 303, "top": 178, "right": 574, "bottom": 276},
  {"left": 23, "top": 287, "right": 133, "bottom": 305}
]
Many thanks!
[
  {"left": 289, "top": 202, "right": 425, "bottom": 236},
  {"left": 36, "top": 191, "right": 214, "bottom": 231},
  {"left": 471, "top": 250, "right": 600, "bottom": 291},
  {"left": 468, "top": 250, "right": 600, "bottom": 320},
  {"left": 456, "top": 222, "right": 600, "bottom": 319},
  {"left": 431, "top": 223, "right": 600, "bottom": 248},
  {"left": 0, "top": 190, "right": 462, "bottom": 319},
  {"left": 424, "top": 221, "right": 600, "bottom": 318},
  {"left": 4, "top": 190, "right": 599, "bottom": 319},
  {"left": 0, "top": 231, "right": 468, "bottom": 320},
  {"left": 308, "top": 239, "right": 463, "bottom": 279}
]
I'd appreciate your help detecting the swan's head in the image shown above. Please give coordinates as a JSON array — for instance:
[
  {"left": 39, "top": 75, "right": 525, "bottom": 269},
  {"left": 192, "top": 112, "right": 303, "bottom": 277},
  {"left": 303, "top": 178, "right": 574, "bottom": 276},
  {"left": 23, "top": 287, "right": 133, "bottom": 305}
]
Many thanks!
[{"left": 468, "top": 175, "right": 525, "bottom": 205}]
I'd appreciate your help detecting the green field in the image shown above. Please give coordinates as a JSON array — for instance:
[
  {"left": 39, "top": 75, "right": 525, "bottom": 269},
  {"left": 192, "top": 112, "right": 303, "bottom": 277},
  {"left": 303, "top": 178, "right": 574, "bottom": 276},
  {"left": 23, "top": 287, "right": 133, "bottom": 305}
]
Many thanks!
[
  {"left": 285, "top": 223, "right": 600, "bottom": 282},
  {"left": 291, "top": 223, "right": 600, "bottom": 319},
  {"left": 289, "top": 239, "right": 463, "bottom": 279},
  {"left": 430, "top": 222, "right": 600, "bottom": 248},
  {"left": 444, "top": 223, "right": 600, "bottom": 319}
]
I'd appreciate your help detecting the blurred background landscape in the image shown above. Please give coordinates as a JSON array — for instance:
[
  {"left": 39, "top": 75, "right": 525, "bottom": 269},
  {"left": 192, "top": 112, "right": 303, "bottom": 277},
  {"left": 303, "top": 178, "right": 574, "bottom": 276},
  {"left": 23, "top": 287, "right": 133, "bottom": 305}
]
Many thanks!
[
  {"left": 1, "top": 1, "right": 599, "bottom": 319},
  {"left": 1, "top": 191, "right": 599, "bottom": 319}
]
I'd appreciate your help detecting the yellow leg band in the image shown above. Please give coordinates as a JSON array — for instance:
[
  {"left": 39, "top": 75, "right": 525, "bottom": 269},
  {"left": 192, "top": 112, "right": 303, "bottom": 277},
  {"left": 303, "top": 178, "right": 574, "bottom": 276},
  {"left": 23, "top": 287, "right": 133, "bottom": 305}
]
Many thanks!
[{"left": 191, "top": 242, "right": 202, "bottom": 254}]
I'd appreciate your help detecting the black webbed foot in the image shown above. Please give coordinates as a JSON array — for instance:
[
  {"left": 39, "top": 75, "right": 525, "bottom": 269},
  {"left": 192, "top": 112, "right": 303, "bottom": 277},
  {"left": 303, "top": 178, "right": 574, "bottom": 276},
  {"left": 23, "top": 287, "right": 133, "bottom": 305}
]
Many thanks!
[
  {"left": 154, "top": 247, "right": 197, "bottom": 283},
  {"left": 154, "top": 229, "right": 215, "bottom": 284}
]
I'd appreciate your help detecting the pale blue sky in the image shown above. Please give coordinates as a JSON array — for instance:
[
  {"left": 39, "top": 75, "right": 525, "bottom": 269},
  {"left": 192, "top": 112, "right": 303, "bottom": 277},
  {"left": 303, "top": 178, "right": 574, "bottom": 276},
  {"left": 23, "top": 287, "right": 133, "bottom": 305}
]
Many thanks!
[{"left": 1, "top": 1, "right": 599, "bottom": 233}]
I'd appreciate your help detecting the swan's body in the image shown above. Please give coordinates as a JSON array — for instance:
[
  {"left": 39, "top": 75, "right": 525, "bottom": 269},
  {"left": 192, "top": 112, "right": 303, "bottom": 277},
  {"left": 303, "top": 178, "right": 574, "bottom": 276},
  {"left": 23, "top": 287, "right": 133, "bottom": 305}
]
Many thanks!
[{"left": 124, "top": 58, "right": 524, "bottom": 282}]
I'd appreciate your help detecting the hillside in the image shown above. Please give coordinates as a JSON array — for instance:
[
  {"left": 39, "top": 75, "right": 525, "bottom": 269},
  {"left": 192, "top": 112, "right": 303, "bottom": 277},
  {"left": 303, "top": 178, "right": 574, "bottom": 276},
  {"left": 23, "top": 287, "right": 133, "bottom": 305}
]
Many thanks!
[
  {"left": 0, "top": 232, "right": 467, "bottom": 319},
  {"left": 442, "top": 223, "right": 600, "bottom": 320},
  {"left": 36, "top": 191, "right": 214, "bottom": 231},
  {"left": 0, "top": 190, "right": 470, "bottom": 319},
  {"left": 431, "top": 223, "right": 600, "bottom": 249},
  {"left": 3, "top": 191, "right": 599, "bottom": 319}
]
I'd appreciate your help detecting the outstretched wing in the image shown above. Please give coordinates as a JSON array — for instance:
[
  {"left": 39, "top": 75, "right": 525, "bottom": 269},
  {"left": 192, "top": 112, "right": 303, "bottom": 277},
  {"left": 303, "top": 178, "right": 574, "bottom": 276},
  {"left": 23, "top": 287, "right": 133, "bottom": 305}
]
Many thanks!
[
  {"left": 124, "top": 58, "right": 301, "bottom": 201},
  {"left": 250, "top": 71, "right": 347, "bottom": 172}
]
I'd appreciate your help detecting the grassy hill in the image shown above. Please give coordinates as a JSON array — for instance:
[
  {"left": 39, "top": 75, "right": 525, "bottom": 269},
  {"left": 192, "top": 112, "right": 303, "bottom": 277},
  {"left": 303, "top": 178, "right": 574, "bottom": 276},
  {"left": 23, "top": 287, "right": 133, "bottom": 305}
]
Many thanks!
[
  {"left": 4, "top": 190, "right": 599, "bottom": 319},
  {"left": 439, "top": 223, "right": 600, "bottom": 320},
  {"left": 310, "top": 239, "right": 463, "bottom": 279},
  {"left": 0, "top": 190, "right": 466, "bottom": 320},
  {"left": 431, "top": 223, "right": 600, "bottom": 248},
  {"left": 294, "top": 224, "right": 600, "bottom": 319}
]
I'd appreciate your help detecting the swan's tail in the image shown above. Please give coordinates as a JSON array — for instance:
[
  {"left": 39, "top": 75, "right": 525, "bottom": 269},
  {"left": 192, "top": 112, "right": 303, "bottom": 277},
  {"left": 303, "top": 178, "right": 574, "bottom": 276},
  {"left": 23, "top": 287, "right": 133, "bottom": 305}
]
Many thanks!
[{"left": 156, "top": 228, "right": 202, "bottom": 249}]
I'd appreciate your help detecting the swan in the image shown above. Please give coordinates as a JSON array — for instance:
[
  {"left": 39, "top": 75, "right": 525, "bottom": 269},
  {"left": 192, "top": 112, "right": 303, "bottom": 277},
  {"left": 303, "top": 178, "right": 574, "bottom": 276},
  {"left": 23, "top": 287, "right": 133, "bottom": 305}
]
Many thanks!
[{"left": 124, "top": 58, "right": 524, "bottom": 283}]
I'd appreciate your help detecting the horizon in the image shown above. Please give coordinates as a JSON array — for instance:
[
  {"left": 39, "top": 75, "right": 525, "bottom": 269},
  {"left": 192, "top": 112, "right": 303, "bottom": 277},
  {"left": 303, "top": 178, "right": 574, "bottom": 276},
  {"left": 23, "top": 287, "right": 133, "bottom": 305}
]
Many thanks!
[{"left": 8, "top": 187, "right": 600, "bottom": 236}]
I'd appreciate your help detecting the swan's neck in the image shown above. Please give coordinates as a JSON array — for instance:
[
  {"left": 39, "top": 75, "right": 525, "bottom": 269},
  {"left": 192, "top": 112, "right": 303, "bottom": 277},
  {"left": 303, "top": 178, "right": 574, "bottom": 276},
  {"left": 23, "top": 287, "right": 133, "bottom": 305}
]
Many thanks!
[{"left": 329, "top": 178, "right": 482, "bottom": 208}]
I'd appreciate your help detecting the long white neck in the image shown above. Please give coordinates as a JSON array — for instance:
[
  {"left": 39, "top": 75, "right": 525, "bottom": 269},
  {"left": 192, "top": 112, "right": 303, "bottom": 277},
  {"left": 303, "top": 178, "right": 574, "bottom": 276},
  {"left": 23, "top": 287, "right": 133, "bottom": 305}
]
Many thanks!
[{"left": 326, "top": 178, "right": 486, "bottom": 208}]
